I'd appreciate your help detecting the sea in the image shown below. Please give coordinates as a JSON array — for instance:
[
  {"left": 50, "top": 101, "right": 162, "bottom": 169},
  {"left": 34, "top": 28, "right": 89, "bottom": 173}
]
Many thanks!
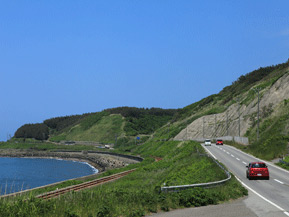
[{"left": 0, "top": 157, "right": 98, "bottom": 195}]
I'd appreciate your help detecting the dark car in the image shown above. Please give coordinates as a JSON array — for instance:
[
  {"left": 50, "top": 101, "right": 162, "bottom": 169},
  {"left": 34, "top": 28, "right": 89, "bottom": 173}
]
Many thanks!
[
  {"left": 246, "top": 162, "right": 269, "bottom": 180},
  {"left": 216, "top": 139, "right": 223, "bottom": 145}
]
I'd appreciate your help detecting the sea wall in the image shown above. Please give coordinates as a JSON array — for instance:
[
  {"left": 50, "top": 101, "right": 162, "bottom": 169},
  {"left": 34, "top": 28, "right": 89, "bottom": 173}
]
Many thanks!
[{"left": 0, "top": 150, "right": 142, "bottom": 172}]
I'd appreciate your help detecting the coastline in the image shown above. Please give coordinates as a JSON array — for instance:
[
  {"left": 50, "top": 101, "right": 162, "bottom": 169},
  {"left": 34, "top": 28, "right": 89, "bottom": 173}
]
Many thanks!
[
  {"left": 0, "top": 149, "right": 141, "bottom": 198},
  {"left": 20, "top": 156, "right": 100, "bottom": 174},
  {"left": 0, "top": 149, "right": 141, "bottom": 172}
]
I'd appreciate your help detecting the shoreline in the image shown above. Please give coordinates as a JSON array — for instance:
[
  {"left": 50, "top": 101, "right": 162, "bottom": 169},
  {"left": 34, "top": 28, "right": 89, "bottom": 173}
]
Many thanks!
[
  {"left": 16, "top": 156, "right": 100, "bottom": 174},
  {"left": 0, "top": 149, "right": 141, "bottom": 198},
  {"left": 0, "top": 152, "right": 105, "bottom": 172},
  {"left": 0, "top": 149, "right": 141, "bottom": 172}
]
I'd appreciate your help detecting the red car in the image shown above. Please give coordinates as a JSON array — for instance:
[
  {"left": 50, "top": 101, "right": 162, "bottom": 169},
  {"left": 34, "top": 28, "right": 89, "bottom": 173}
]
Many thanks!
[
  {"left": 216, "top": 139, "right": 223, "bottom": 145},
  {"left": 246, "top": 162, "right": 269, "bottom": 180}
]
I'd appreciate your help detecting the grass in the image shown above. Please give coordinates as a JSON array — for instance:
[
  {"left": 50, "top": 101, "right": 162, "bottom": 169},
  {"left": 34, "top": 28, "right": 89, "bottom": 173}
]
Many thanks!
[
  {"left": 50, "top": 114, "right": 124, "bottom": 143},
  {"left": 0, "top": 141, "right": 98, "bottom": 152},
  {"left": 1, "top": 62, "right": 288, "bottom": 216},
  {"left": 0, "top": 141, "right": 247, "bottom": 216},
  {"left": 276, "top": 156, "right": 289, "bottom": 170},
  {"left": 242, "top": 102, "right": 289, "bottom": 160}
]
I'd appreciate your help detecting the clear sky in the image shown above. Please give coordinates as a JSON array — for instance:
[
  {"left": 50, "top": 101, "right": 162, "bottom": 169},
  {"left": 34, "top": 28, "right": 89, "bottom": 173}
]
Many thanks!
[{"left": 1, "top": 1, "right": 289, "bottom": 141}]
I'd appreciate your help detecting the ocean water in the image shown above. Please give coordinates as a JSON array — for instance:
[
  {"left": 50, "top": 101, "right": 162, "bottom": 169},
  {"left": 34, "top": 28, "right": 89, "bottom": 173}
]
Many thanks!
[{"left": 0, "top": 157, "right": 98, "bottom": 195}]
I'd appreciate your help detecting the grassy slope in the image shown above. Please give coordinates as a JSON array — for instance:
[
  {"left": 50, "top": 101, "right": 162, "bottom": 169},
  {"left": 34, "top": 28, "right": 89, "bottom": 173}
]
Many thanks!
[
  {"left": 1, "top": 61, "right": 288, "bottom": 216},
  {"left": 21, "top": 64, "right": 288, "bottom": 156},
  {"left": 48, "top": 109, "right": 176, "bottom": 145},
  {"left": 244, "top": 100, "right": 289, "bottom": 160},
  {"left": 0, "top": 140, "right": 247, "bottom": 217},
  {"left": 50, "top": 114, "right": 124, "bottom": 143},
  {"left": 165, "top": 66, "right": 289, "bottom": 160},
  {"left": 0, "top": 141, "right": 99, "bottom": 151}
]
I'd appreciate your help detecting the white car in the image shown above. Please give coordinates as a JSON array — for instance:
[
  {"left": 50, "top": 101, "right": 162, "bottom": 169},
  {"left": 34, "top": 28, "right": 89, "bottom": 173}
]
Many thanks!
[{"left": 204, "top": 139, "right": 211, "bottom": 146}]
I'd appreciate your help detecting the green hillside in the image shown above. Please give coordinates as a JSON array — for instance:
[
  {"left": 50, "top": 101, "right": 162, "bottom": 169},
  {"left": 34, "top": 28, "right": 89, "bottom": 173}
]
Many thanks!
[
  {"left": 50, "top": 114, "right": 124, "bottom": 143},
  {"left": 13, "top": 59, "right": 289, "bottom": 160},
  {"left": 3, "top": 59, "right": 289, "bottom": 216},
  {"left": 14, "top": 107, "right": 178, "bottom": 144},
  {"left": 117, "top": 59, "right": 289, "bottom": 159}
]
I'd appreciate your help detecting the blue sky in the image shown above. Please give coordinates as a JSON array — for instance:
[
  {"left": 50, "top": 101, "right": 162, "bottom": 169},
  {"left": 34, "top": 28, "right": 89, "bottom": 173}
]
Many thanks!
[{"left": 1, "top": 1, "right": 289, "bottom": 141}]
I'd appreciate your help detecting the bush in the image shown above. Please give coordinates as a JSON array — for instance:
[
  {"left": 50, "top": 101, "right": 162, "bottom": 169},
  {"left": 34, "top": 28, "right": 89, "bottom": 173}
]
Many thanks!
[{"left": 178, "top": 188, "right": 215, "bottom": 207}]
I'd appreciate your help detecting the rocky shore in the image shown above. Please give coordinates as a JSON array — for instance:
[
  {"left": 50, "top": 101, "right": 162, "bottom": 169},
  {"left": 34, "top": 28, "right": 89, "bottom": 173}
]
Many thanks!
[{"left": 0, "top": 149, "right": 141, "bottom": 172}]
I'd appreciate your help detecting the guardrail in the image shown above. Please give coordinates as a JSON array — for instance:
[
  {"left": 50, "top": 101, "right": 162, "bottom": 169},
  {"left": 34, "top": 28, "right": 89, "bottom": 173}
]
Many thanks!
[
  {"left": 161, "top": 151, "right": 231, "bottom": 192},
  {"left": 279, "top": 159, "right": 289, "bottom": 166}
]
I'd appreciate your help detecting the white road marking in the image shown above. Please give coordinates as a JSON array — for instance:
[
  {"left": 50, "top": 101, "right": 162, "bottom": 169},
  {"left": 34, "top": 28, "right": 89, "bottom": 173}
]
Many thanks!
[
  {"left": 225, "top": 145, "right": 289, "bottom": 175},
  {"left": 274, "top": 179, "right": 284, "bottom": 185},
  {"left": 202, "top": 145, "right": 217, "bottom": 160},
  {"left": 213, "top": 144, "right": 289, "bottom": 216},
  {"left": 235, "top": 176, "right": 287, "bottom": 214},
  {"left": 231, "top": 154, "right": 235, "bottom": 157}
]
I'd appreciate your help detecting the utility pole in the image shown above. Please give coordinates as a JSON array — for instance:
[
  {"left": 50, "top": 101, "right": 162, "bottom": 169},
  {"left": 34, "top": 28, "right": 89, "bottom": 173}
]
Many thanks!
[
  {"left": 254, "top": 88, "right": 262, "bottom": 141},
  {"left": 226, "top": 110, "right": 229, "bottom": 136},
  {"left": 203, "top": 117, "right": 205, "bottom": 139},
  {"left": 214, "top": 114, "right": 217, "bottom": 138},
  {"left": 236, "top": 98, "right": 241, "bottom": 137}
]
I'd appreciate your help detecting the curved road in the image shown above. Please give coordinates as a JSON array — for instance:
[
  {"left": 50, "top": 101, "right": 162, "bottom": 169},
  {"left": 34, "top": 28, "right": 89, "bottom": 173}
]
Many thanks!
[
  {"left": 149, "top": 144, "right": 289, "bottom": 217},
  {"left": 203, "top": 144, "right": 289, "bottom": 217}
]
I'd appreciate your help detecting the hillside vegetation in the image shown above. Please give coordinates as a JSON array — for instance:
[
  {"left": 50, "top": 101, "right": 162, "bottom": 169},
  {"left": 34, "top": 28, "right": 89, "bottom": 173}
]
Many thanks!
[
  {"left": 172, "top": 60, "right": 289, "bottom": 160},
  {"left": 2, "top": 59, "right": 288, "bottom": 216},
  {"left": 13, "top": 59, "right": 289, "bottom": 159},
  {"left": 14, "top": 107, "right": 178, "bottom": 144},
  {"left": 0, "top": 139, "right": 247, "bottom": 216}
]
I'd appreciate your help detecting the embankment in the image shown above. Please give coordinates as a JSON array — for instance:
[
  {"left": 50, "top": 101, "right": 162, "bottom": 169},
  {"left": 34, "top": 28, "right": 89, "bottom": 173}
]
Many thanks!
[{"left": 0, "top": 149, "right": 142, "bottom": 172}]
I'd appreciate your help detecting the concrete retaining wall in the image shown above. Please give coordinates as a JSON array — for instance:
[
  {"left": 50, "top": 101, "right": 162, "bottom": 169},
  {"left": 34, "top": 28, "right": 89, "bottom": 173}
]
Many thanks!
[{"left": 175, "top": 136, "right": 249, "bottom": 145}]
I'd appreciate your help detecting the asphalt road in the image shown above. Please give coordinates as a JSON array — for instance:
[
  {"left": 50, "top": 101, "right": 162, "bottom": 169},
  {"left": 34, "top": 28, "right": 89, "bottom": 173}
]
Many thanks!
[
  {"left": 149, "top": 144, "right": 289, "bottom": 217},
  {"left": 203, "top": 144, "right": 289, "bottom": 217}
]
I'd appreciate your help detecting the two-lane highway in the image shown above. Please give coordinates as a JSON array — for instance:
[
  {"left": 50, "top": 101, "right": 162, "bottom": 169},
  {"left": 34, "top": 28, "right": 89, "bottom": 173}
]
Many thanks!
[{"left": 203, "top": 144, "right": 289, "bottom": 217}]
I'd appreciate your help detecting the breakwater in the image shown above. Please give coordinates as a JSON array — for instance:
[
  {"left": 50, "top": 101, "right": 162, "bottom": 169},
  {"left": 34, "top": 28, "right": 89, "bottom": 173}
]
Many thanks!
[{"left": 0, "top": 150, "right": 142, "bottom": 172}]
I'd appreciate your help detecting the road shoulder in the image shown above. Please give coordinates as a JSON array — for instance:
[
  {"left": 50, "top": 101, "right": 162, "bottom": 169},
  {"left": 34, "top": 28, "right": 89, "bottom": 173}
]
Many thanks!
[{"left": 147, "top": 196, "right": 258, "bottom": 217}]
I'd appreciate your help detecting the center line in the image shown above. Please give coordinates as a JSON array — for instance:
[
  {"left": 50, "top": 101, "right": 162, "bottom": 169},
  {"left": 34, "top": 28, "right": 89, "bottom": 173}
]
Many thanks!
[
  {"left": 274, "top": 179, "right": 284, "bottom": 185},
  {"left": 231, "top": 154, "right": 235, "bottom": 157},
  {"left": 236, "top": 158, "right": 240, "bottom": 161},
  {"left": 242, "top": 161, "right": 247, "bottom": 165}
]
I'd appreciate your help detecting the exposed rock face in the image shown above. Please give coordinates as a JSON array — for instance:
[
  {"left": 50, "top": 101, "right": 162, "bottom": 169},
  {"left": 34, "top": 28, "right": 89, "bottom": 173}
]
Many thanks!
[{"left": 174, "top": 72, "right": 289, "bottom": 141}]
